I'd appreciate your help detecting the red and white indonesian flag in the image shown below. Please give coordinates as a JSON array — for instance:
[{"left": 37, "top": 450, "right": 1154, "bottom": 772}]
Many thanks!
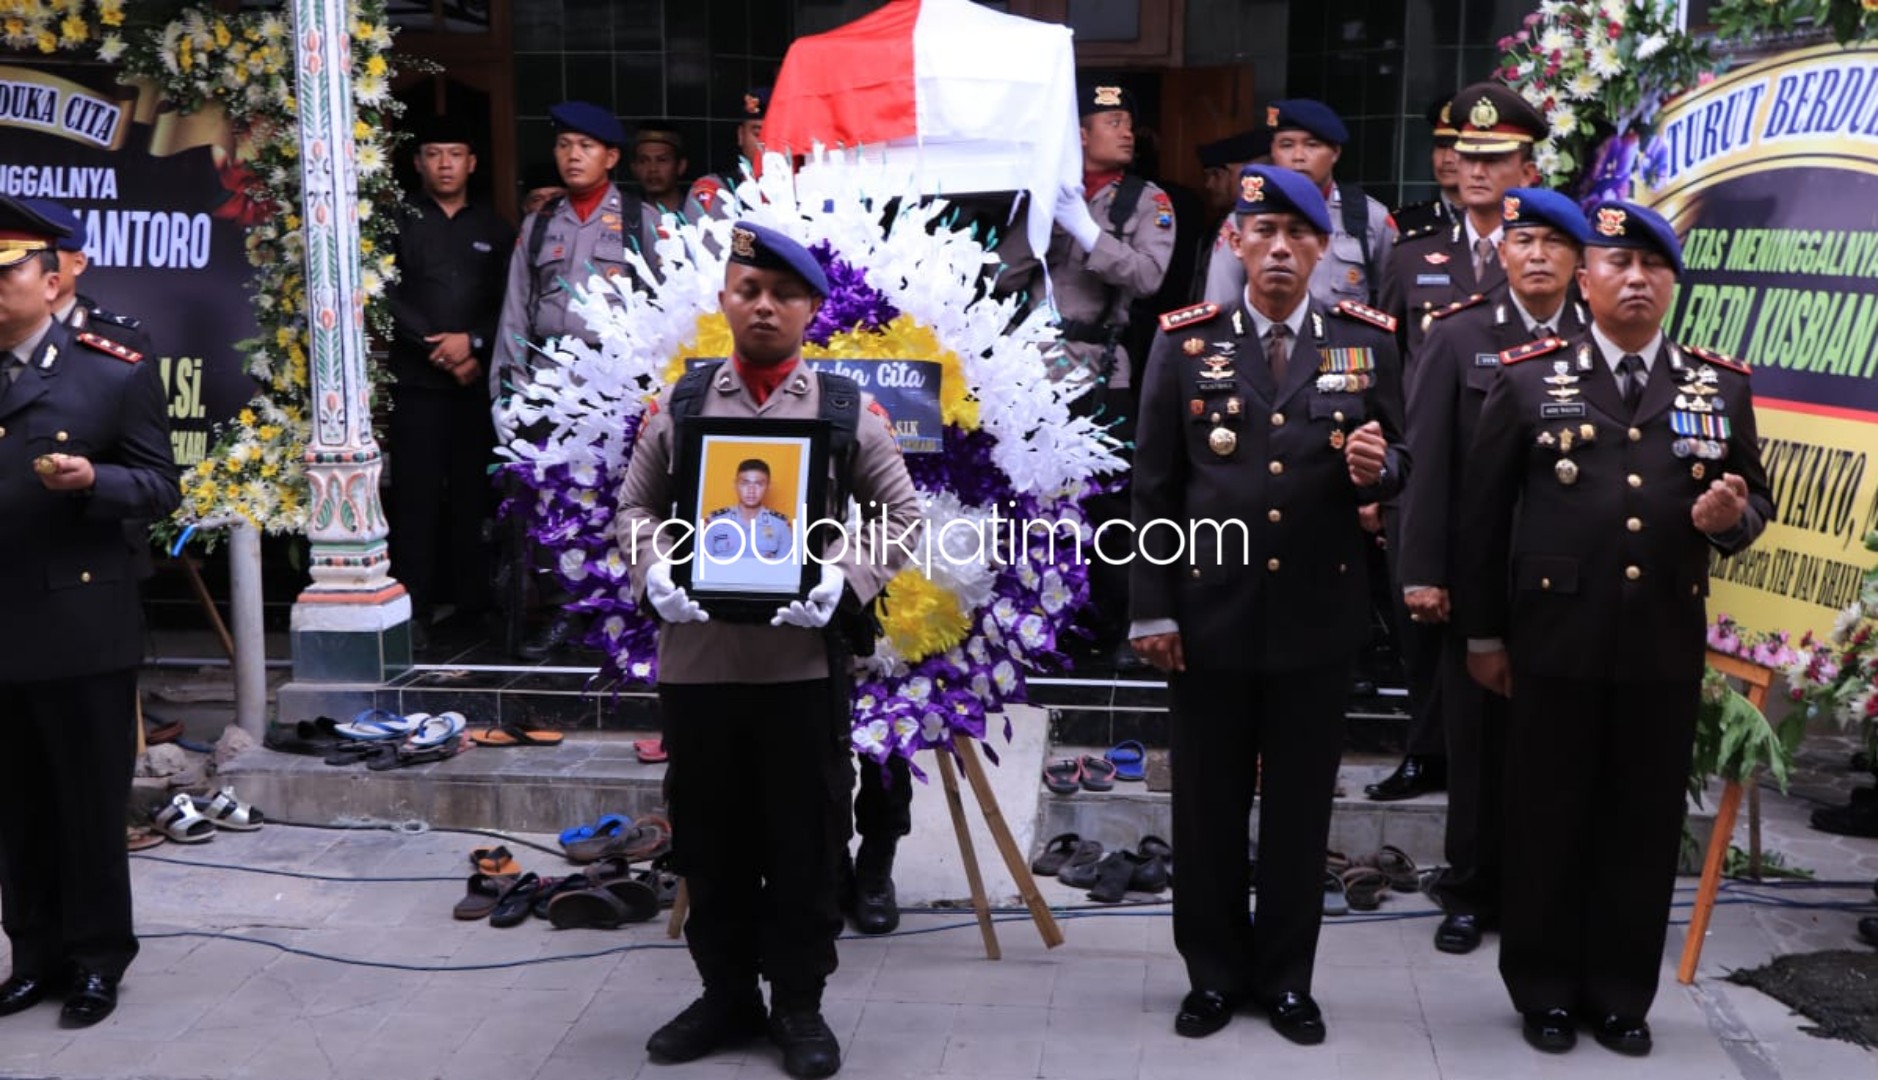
[{"left": 762, "top": 0, "right": 1080, "bottom": 257}]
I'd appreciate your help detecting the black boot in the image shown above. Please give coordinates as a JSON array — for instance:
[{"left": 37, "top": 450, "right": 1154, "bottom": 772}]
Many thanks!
[
  {"left": 851, "top": 839, "right": 900, "bottom": 935},
  {"left": 769, "top": 984, "right": 842, "bottom": 1079},
  {"left": 646, "top": 987, "right": 767, "bottom": 1063}
]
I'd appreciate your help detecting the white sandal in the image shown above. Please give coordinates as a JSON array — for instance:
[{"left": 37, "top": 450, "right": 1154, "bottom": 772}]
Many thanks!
[
  {"left": 153, "top": 793, "right": 216, "bottom": 844},
  {"left": 191, "top": 786, "right": 265, "bottom": 831}
]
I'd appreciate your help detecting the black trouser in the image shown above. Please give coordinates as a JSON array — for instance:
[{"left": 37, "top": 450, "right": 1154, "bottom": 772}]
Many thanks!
[
  {"left": 853, "top": 752, "right": 912, "bottom": 846},
  {"left": 662, "top": 680, "right": 851, "bottom": 1006},
  {"left": 1499, "top": 673, "right": 1700, "bottom": 1019},
  {"left": 1381, "top": 504, "right": 1444, "bottom": 756},
  {"left": 1069, "top": 385, "right": 1135, "bottom": 648},
  {"left": 0, "top": 670, "right": 140, "bottom": 981},
  {"left": 388, "top": 385, "right": 496, "bottom": 615},
  {"left": 1169, "top": 661, "right": 1348, "bottom": 1001},
  {"left": 1432, "top": 632, "right": 1508, "bottom": 918}
]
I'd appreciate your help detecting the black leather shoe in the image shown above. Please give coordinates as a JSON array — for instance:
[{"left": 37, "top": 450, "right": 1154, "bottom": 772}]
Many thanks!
[
  {"left": 770, "top": 1009, "right": 842, "bottom": 1078},
  {"left": 59, "top": 971, "right": 117, "bottom": 1028},
  {"left": 1174, "top": 989, "right": 1235, "bottom": 1038},
  {"left": 1365, "top": 755, "right": 1447, "bottom": 801},
  {"left": 516, "top": 613, "right": 583, "bottom": 662},
  {"left": 1592, "top": 1014, "right": 1652, "bottom": 1056},
  {"left": 1434, "top": 913, "right": 1483, "bottom": 954},
  {"left": 1521, "top": 1008, "right": 1577, "bottom": 1053},
  {"left": 646, "top": 994, "right": 767, "bottom": 1063},
  {"left": 852, "top": 874, "right": 900, "bottom": 935},
  {"left": 1860, "top": 915, "right": 1878, "bottom": 947},
  {"left": 0, "top": 974, "right": 50, "bottom": 1017},
  {"left": 1263, "top": 991, "right": 1327, "bottom": 1045}
]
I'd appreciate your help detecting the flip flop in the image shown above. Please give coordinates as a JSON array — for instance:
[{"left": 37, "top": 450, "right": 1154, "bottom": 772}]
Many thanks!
[
  {"left": 1087, "top": 851, "right": 1144, "bottom": 903},
  {"left": 334, "top": 708, "right": 428, "bottom": 741},
  {"left": 367, "top": 734, "right": 464, "bottom": 770},
  {"left": 471, "top": 845, "right": 522, "bottom": 876},
  {"left": 1104, "top": 740, "right": 1146, "bottom": 781},
  {"left": 1323, "top": 871, "right": 1350, "bottom": 917},
  {"left": 1352, "top": 845, "right": 1422, "bottom": 893},
  {"left": 190, "top": 787, "right": 266, "bottom": 830},
  {"left": 488, "top": 872, "right": 547, "bottom": 928},
  {"left": 565, "top": 814, "right": 671, "bottom": 864},
  {"left": 1079, "top": 755, "right": 1119, "bottom": 792},
  {"left": 558, "top": 813, "right": 630, "bottom": 848},
  {"left": 126, "top": 825, "right": 166, "bottom": 852},
  {"left": 453, "top": 872, "right": 517, "bottom": 920},
  {"left": 144, "top": 715, "right": 185, "bottom": 745},
  {"left": 1042, "top": 758, "right": 1083, "bottom": 795},
  {"left": 1340, "top": 867, "right": 1391, "bottom": 912},
  {"left": 1029, "top": 832, "right": 1082, "bottom": 876},
  {"left": 1055, "top": 840, "right": 1107, "bottom": 888},
  {"left": 406, "top": 712, "right": 468, "bottom": 749},
  {"left": 546, "top": 877, "right": 661, "bottom": 929},
  {"left": 472, "top": 721, "right": 567, "bottom": 747},
  {"left": 633, "top": 738, "right": 668, "bottom": 763},
  {"left": 152, "top": 793, "right": 216, "bottom": 844}
]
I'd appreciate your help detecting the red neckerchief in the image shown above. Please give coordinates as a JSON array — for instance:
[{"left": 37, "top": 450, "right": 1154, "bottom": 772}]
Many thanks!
[
  {"left": 733, "top": 352, "right": 799, "bottom": 405},
  {"left": 1084, "top": 169, "right": 1123, "bottom": 202},
  {"left": 567, "top": 183, "right": 607, "bottom": 222}
]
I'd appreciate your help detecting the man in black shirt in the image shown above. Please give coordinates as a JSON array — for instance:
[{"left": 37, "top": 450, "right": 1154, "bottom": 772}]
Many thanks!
[{"left": 385, "top": 116, "right": 516, "bottom": 648}]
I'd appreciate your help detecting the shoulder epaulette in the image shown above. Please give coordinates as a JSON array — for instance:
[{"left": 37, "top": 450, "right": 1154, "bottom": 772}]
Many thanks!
[
  {"left": 1333, "top": 299, "right": 1397, "bottom": 333},
  {"left": 1401, "top": 222, "right": 1440, "bottom": 241},
  {"left": 1427, "top": 294, "right": 1487, "bottom": 322},
  {"left": 1683, "top": 342, "right": 1750, "bottom": 375},
  {"left": 76, "top": 331, "right": 142, "bottom": 363},
  {"left": 1499, "top": 337, "right": 1567, "bottom": 365},
  {"left": 1158, "top": 302, "right": 1220, "bottom": 333},
  {"left": 92, "top": 308, "right": 141, "bottom": 331}
]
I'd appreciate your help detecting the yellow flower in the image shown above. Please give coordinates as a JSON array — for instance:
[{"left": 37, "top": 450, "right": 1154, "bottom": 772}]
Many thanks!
[
  {"left": 35, "top": 28, "right": 55, "bottom": 52},
  {"left": 878, "top": 570, "right": 971, "bottom": 661},
  {"left": 238, "top": 408, "right": 257, "bottom": 427},
  {"left": 364, "top": 55, "right": 387, "bottom": 78},
  {"left": 99, "top": 2, "right": 124, "bottom": 28},
  {"left": 359, "top": 238, "right": 374, "bottom": 255},
  {"left": 178, "top": 36, "right": 192, "bottom": 70},
  {"left": 260, "top": 463, "right": 279, "bottom": 479},
  {"left": 58, "top": 13, "right": 84, "bottom": 45},
  {"left": 353, "top": 119, "right": 371, "bottom": 141},
  {"left": 258, "top": 425, "right": 282, "bottom": 441},
  {"left": 213, "top": 21, "right": 231, "bottom": 48},
  {"left": 224, "top": 483, "right": 243, "bottom": 499},
  {"left": 194, "top": 461, "right": 215, "bottom": 478}
]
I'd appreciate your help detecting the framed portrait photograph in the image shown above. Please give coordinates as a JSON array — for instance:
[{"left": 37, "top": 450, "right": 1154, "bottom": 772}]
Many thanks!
[{"left": 670, "top": 417, "right": 831, "bottom": 622}]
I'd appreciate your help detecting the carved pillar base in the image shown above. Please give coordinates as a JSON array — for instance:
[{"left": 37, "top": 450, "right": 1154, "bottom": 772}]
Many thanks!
[{"left": 289, "top": 586, "right": 413, "bottom": 685}]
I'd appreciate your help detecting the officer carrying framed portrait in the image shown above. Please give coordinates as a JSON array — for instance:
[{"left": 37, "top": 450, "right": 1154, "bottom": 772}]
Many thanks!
[{"left": 671, "top": 416, "right": 830, "bottom": 619}]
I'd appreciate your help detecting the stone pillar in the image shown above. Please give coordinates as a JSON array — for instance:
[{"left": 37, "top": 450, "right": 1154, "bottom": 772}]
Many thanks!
[{"left": 282, "top": 0, "right": 411, "bottom": 708}]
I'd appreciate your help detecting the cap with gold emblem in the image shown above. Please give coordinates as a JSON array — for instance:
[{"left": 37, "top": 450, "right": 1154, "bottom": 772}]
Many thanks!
[
  {"left": 1080, "top": 81, "right": 1136, "bottom": 117},
  {"left": 1427, "top": 95, "right": 1459, "bottom": 147},
  {"left": 1584, "top": 200, "right": 1683, "bottom": 274},
  {"left": 726, "top": 220, "right": 830, "bottom": 297},
  {"left": 0, "top": 193, "right": 69, "bottom": 269},
  {"left": 1450, "top": 82, "right": 1546, "bottom": 155}
]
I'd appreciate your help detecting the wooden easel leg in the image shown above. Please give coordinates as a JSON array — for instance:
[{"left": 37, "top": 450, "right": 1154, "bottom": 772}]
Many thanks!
[
  {"left": 1677, "top": 778, "right": 1742, "bottom": 985},
  {"left": 935, "top": 748, "right": 1000, "bottom": 960},
  {"left": 666, "top": 879, "right": 689, "bottom": 939},
  {"left": 951, "top": 735, "right": 1064, "bottom": 949},
  {"left": 178, "top": 556, "right": 237, "bottom": 662}
]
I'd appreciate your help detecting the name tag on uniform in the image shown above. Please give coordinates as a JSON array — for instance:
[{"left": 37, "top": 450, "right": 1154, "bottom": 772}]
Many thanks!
[
  {"left": 1474, "top": 353, "right": 1500, "bottom": 367},
  {"left": 472, "top": 241, "right": 493, "bottom": 253},
  {"left": 1416, "top": 273, "right": 1450, "bottom": 286},
  {"left": 1541, "top": 402, "right": 1587, "bottom": 418}
]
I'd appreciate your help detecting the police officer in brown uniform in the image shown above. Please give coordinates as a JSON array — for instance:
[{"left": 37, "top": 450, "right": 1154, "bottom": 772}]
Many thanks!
[
  {"left": 616, "top": 223, "right": 921, "bottom": 1079},
  {"left": 1131, "top": 166, "right": 1407, "bottom": 1047},
  {"left": 1398, "top": 187, "right": 1589, "bottom": 956},
  {"left": 0, "top": 196, "right": 180, "bottom": 1028},
  {"left": 1458, "top": 202, "right": 1771, "bottom": 1056}
]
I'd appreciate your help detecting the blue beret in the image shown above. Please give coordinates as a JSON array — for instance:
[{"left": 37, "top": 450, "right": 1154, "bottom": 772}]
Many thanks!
[
  {"left": 1080, "top": 82, "right": 1136, "bottom": 117},
  {"left": 1586, "top": 200, "right": 1683, "bottom": 274},
  {"left": 727, "top": 220, "right": 829, "bottom": 297},
  {"left": 1266, "top": 99, "right": 1348, "bottom": 146},
  {"left": 1501, "top": 188, "right": 1588, "bottom": 244},
  {"left": 1197, "top": 129, "right": 1271, "bottom": 170},
  {"left": 1234, "top": 164, "right": 1331, "bottom": 234},
  {"left": 20, "top": 198, "right": 84, "bottom": 250},
  {"left": 733, "top": 87, "right": 770, "bottom": 122},
  {"left": 548, "top": 101, "right": 625, "bottom": 147}
]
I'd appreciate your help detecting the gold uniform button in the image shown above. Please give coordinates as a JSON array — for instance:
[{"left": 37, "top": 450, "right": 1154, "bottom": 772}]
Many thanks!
[
  {"left": 1627, "top": 474, "right": 1642, "bottom": 488},
  {"left": 79, "top": 571, "right": 92, "bottom": 583},
  {"left": 1267, "top": 509, "right": 1282, "bottom": 523},
  {"left": 1267, "top": 558, "right": 1281, "bottom": 572},
  {"left": 1627, "top": 517, "right": 1642, "bottom": 532},
  {"left": 1625, "top": 565, "right": 1641, "bottom": 581},
  {"left": 1271, "top": 413, "right": 1285, "bottom": 427},
  {"left": 1269, "top": 461, "right": 1284, "bottom": 476},
  {"left": 1628, "top": 427, "right": 1642, "bottom": 442},
  {"left": 55, "top": 431, "right": 69, "bottom": 442}
]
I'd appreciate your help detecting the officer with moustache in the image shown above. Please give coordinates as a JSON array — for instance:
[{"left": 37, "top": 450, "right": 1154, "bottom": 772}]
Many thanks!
[
  {"left": 0, "top": 196, "right": 180, "bottom": 1028},
  {"left": 1397, "top": 187, "right": 1589, "bottom": 956},
  {"left": 1391, "top": 97, "right": 1464, "bottom": 242},
  {"left": 22, "top": 201, "right": 152, "bottom": 359},
  {"left": 1131, "top": 166, "right": 1407, "bottom": 1047},
  {"left": 616, "top": 223, "right": 921, "bottom": 1079},
  {"left": 1458, "top": 203, "right": 1771, "bottom": 1056}
]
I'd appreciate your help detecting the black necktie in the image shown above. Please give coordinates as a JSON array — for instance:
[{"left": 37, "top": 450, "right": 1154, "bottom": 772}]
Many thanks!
[
  {"left": 1533, "top": 323, "right": 1553, "bottom": 339},
  {"left": 1266, "top": 324, "right": 1290, "bottom": 386},
  {"left": 1619, "top": 353, "right": 1647, "bottom": 415},
  {"left": 0, "top": 351, "right": 20, "bottom": 386}
]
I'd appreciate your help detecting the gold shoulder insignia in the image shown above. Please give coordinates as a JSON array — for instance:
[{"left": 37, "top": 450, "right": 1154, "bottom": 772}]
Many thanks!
[
  {"left": 76, "top": 331, "right": 141, "bottom": 364},
  {"left": 1333, "top": 300, "right": 1398, "bottom": 333},
  {"left": 1428, "top": 294, "right": 1487, "bottom": 322},
  {"left": 1499, "top": 337, "right": 1567, "bottom": 365},
  {"left": 1682, "top": 342, "right": 1750, "bottom": 375},
  {"left": 1158, "top": 302, "right": 1220, "bottom": 333}
]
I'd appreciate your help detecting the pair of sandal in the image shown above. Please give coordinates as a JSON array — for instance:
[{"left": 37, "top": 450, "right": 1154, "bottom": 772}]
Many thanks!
[
  {"left": 456, "top": 860, "right": 670, "bottom": 930},
  {"left": 324, "top": 712, "right": 468, "bottom": 769},
  {"left": 561, "top": 814, "right": 670, "bottom": 865},
  {"left": 1032, "top": 833, "right": 1173, "bottom": 901},
  {"left": 1043, "top": 756, "right": 1118, "bottom": 794},
  {"left": 1324, "top": 845, "right": 1421, "bottom": 914},
  {"left": 149, "top": 788, "right": 267, "bottom": 844}
]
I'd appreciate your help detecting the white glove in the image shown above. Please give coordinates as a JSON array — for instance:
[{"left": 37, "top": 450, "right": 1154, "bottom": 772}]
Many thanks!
[
  {"left": 770, "top": 565, "right": 846, "bottom": 629},
  {"left": 646, "top": 560, "right": 709, "bottom": 624},
  {"left": 1053, "top": 182, "right": 1101, "bottom": 253}
]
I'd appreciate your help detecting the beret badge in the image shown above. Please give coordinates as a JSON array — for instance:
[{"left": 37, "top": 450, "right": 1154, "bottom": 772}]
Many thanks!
[{"left": 1596, "top": 206, "right": 1628, "bottom": 238}]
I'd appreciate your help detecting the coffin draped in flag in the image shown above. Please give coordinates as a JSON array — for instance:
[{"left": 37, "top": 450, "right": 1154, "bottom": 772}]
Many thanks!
[{"left": 761, "top": 0, "right": 1080, "bottom": 257}]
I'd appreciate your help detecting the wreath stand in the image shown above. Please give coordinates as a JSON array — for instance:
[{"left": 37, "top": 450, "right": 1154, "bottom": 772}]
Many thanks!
[
  {"left": 667, "top": 733, "right": 1064, "bottom": 959},
  {"left": 1676, "top": 649, "right": 1775, "bottom": 984}
]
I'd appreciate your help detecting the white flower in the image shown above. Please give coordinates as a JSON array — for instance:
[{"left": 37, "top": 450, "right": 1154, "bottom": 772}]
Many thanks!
[
  {"left": 1831, "top": 603, "right": 1864, "bottom": 644},
  {"left": 569, "top": 460, "right": 598, "bottom": 487},
  {"left": 558, "top": 549, "right": 589, "bottom": 580},
  {"left": 853, "top": 719, "right": 891, "bottom": 757},
  {"left": 902, "top": 676, "right": 933, "bottom": 704},
  {"left": 1599, "top": 0, "right": 1628, "bottom": 27},
  {"left": 97, "top": 34, "right": 126, "bottom": 64},
  {"left": 1566, "top": 72, "right": 1603, "bottom": 101},
  {"left": 919, "top": 709, "right": 948, "bottom": 744},
  {"left": 602, "top": 615, "right": 626, "bottom": 640},
  {"left": 1535, "top": 143, "right": 1563, "bottom": 179},
  {"left": 1588, "top": 45, "right": 1622, "bottom": 79},
  {"left": 356, "top": 141, "right": 386, "bottom": 177},
  {"left": 1635, "top": 33, "right": 1668, "bottom": 62},
  {"left": 1520, "top": 83, "right": 1547, "bottom": 108},
  {"left": 1539, "top": 0, "right": 1567, "bottom": 14},
  {"left": 1547, "top": 104, "right": 1578, "bottom": 140},
  {"left": 1538, "top": 27, "right": 1571, "bottom": 54},
  {"left": 355, "top": 73, "right": 388, "bottom": 107}
]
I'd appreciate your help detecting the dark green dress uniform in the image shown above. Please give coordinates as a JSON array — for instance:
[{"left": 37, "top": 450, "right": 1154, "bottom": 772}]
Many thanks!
[
  {"left": 1458, "top": 317, "right": 1771, "bottom": 1022},
  {"left": 1399, "top": 288, "right": 1587, "bottom": 925},
  {"left": 1131, "top": 293, "right": 1407, "bottom": 1006}
]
